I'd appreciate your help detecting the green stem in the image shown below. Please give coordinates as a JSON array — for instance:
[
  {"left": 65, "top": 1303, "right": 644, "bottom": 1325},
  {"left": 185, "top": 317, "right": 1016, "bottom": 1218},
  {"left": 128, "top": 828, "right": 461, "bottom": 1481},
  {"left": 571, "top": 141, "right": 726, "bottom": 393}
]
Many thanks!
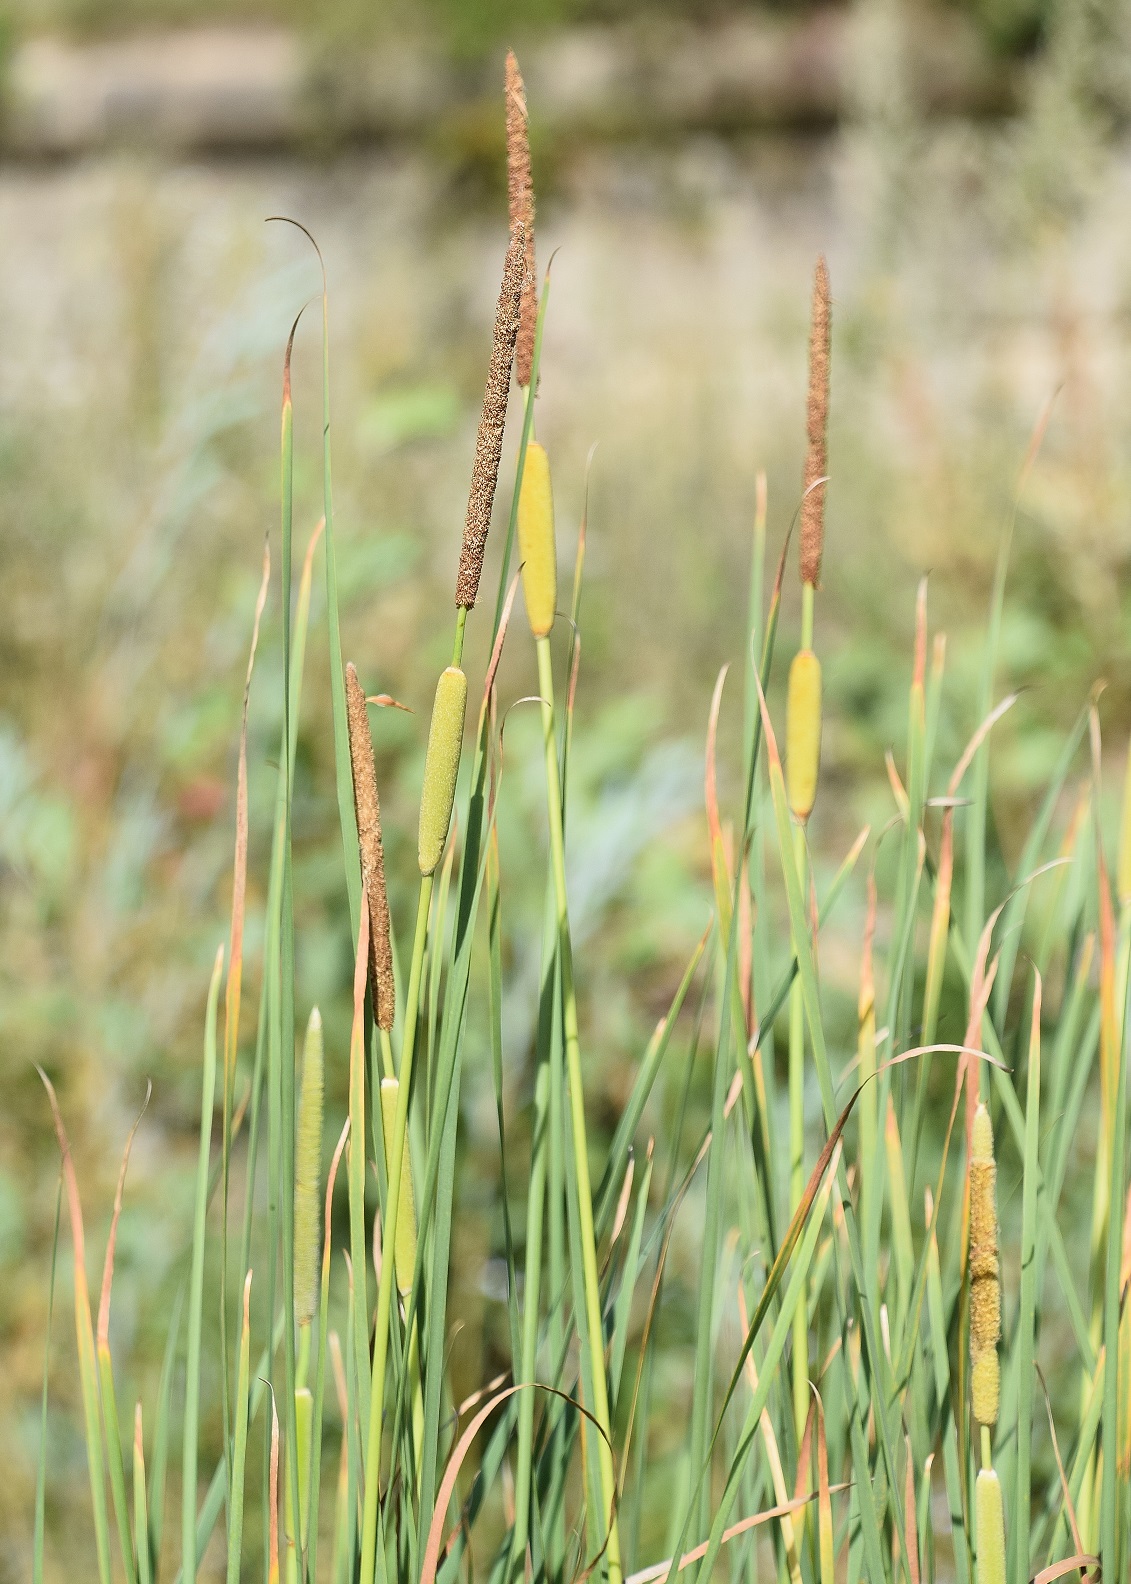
[
  {"left": 535, "top": 633, "right": 622, "bottom": 1584},
  {"left": 359, "top": 874, "right": 434, "bottom": 1584},
  {"left": 788, "top": 821, "right": 808, "bottom": 1442}
]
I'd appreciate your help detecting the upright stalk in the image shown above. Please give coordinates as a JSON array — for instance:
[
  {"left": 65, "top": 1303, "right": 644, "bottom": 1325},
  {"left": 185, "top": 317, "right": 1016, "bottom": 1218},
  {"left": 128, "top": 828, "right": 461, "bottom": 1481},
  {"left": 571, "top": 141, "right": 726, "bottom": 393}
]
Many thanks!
[{"left": 536, "top": 632, "right": 622, "bottom": 1584}]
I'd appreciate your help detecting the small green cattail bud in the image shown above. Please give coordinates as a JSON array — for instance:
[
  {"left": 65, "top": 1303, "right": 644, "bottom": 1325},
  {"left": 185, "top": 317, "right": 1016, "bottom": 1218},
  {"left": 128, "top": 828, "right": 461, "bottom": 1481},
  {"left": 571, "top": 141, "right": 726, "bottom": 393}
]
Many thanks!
[
  {"left": 786, "top": 648, "right": 822, "bottom": 822},
  {"left": 518, "top": 441, "right": 557, "bottom": 638},
  {"left": 975, "top": 1468, "right": 1006, "bottom": 1584},
  {"left": 418, "top": 666, "right": 467, "bottom": 876},
  {"left": 379, "top": 1078, "right": 418, "bottom": 1298},
  {"left": 293, "top": 1008, "right": 324, "bottom": 1329},
  {"left": 969, "top": 1102, "right": 1001, "bottom": 1426}
]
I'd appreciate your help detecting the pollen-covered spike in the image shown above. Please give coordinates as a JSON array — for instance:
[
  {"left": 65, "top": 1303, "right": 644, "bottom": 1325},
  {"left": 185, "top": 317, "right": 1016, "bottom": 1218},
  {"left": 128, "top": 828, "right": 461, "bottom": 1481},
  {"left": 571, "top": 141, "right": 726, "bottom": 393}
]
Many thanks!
[
  {"left": 786, "top": 648, "right": 822, "bottom": 822},
  {"left": 518, "top": 441, "right": 557, "bottom": 638},
  {"left": 418, "top": 667, "right": 468, "bottom": 876}
]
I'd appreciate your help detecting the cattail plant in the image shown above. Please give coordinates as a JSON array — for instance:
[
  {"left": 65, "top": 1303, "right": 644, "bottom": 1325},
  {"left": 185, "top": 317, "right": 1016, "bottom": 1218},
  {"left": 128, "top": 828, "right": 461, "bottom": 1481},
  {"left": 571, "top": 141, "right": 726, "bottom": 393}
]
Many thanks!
[
  {"left": 785, "top": 253, "right": 831, "bottom": 1439},
  {"left": 379, "top": 1078, "right": 419, "bottom": 1298},
  {"left": 969, "top": 1102, "right": 1006, "bottom": 1584},
  {"left": 505, "top": 50, "right": 537, "bottom": 391}
]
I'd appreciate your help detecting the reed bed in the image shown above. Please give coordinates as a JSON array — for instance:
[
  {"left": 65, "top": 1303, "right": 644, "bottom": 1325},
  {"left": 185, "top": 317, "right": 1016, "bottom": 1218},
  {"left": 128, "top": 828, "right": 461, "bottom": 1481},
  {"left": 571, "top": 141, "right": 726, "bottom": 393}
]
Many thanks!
[{"left": 32, "top": 51, "right": 1131, "bottom": 1584}]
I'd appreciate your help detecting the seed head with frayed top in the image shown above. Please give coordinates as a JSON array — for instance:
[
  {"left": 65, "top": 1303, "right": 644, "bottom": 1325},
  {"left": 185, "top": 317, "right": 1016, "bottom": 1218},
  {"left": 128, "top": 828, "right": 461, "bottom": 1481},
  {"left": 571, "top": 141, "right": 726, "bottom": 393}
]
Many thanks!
[
  {"left": 800, "top": 255, "right": 831, "bottom": 590},
  {"left": 969, "top": 1101, "right": 1001, "bottom": 1427},
  {"left": 455, "top": 225, "right": 525, "bottom": 610},
  {"left": 345, "top": 662, "right": 395, "bottom": 1031},
  {"left": 505, "top": 51, "right": 537, "bottom": 390}
]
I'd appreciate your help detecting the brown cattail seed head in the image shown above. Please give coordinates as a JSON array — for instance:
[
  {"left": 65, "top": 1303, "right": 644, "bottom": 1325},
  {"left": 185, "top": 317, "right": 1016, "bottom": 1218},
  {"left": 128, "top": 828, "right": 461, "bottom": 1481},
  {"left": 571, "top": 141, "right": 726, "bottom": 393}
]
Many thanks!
[
  {"left": 506, "top": 51, "right": 537, "bottom": 389},
  {"left": 800, "top": 255, "right": 831, "bottom": 589},
  {"left": 969, "top": 1102, "right": 1001, "bottom": 1426},
  {"left": 345, "top": 663, "right": 395, "bottom": 1030},
  {"left": 455, "top": 226, "right": 525, "bottom": 610},
  {"left": 786, "top": 648, "right": 822, "bottom": 822}
]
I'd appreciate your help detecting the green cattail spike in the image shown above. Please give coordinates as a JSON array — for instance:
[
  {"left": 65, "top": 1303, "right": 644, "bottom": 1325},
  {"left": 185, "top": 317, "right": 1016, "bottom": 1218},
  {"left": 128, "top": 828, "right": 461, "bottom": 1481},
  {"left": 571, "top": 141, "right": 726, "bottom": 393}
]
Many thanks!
[
  {"left": 786, "top": 648, "right": 822, "bottom": 822},
  {"left": 293, "top": 1007, "right": 324, "bottom": 1332},
  {"left": 969, "top": 1101, "right": 1001, "bottom": 1427},
  {"left": 518, "top": 440, "right": 557, "bottom": 638},
  {"left": 379, "top": 1078, "right": 418, "bottom": 1298},
  {"left": 975, "top": 1467, "right": 1006, "bottom": 1584},
  {"left": 418, "top": 666, "right": 467, "bottom": 876}
]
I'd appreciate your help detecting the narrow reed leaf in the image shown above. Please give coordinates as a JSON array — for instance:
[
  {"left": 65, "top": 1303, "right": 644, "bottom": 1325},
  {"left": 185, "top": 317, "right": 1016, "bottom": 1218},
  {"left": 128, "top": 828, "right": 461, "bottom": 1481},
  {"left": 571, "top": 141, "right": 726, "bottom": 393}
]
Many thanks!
[
  {"left": 183, "top": 945, "right": 223, "bottom": 1584},
  {"left": 96, "top": 1084, "right": 150, "bottom": 1584},
  {"left": 1014, "top": 979, "right": 1042, "bottom": 1581},
  {"left": 455, "top": 226, "right": 525, "bottom": 610},
  {"left": 419, "top": 666, "right": 468, "bottom": 875},
  {"left": 294, "top": 1007, "right": 324, "bottom": 1330},
  {"left": 517, "top": 440, "right": 557, "bottom": 637},
  {"left": 33, "top": 1175, "right": 63, "bottom": 1584},
  {"left": 134, "top": 1405, "right": 151, "bottom": 1584},
  {"left": 379, "top": 1078, "right": 419, "bottom": 1297},
  {"left": 345, "top": 663, "right": 395, "bottom": 1029},
  {"left": 38, "top": 1069, "right": 113, "bottom": 1584},
  {"left": 226, "top": 1273, "right": 253, "bottom": 1584}
]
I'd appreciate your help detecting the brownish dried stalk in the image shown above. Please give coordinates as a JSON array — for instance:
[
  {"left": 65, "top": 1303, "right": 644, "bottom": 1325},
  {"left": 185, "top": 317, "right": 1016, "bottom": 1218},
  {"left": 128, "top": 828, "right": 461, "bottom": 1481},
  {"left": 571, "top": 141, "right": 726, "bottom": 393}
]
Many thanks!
[
  {"left": 345, "top": 662, "right": 395, "bottom": 1029},
  {"left": 506, "top": 50, "right": 537, "bottom": 388},
  {"left": 800, "top": 254, "right": 831, "bottom": 590},
  {"left": 455, "top": 224, "right": 525, "bottom": 609}
]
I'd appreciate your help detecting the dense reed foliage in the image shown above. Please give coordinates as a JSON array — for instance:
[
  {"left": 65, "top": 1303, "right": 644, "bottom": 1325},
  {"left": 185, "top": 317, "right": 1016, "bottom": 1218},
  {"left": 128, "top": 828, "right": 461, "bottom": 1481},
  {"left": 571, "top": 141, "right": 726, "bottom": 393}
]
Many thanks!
[{"left": 33, "top": 56, "right": 1131, "bottom": 1584}]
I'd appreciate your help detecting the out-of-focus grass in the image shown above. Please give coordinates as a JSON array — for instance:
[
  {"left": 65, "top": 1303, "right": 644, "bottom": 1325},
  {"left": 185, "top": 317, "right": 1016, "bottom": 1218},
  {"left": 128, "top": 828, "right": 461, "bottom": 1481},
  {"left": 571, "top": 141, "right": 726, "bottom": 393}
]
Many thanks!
[{"left": 7, "top": 26, "right": 1131, "bottom": 1563}]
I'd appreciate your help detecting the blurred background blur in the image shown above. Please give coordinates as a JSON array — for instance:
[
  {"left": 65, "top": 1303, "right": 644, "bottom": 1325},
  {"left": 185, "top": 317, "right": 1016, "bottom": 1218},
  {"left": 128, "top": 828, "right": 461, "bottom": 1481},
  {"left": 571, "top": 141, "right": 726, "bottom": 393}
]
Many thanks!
[{"left": 6, "top": 0, "right": 1131, "bottom": 1572}]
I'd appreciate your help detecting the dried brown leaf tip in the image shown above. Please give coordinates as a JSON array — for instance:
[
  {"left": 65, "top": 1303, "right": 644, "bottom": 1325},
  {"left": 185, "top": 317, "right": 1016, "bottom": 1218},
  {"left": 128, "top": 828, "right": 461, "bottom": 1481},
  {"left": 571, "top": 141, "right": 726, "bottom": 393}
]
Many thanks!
[
  {"left": 455, "top": 224, "right": 525, "bottom": 610},
  {"left": 506, "top": 50, "right": 537, "bottom": 389},
  {"left": 345, "top": 662, "right": 395, "bottom": 1030},
  {"left": 800, "top": 254, "right": 831, "bottom": 590}
]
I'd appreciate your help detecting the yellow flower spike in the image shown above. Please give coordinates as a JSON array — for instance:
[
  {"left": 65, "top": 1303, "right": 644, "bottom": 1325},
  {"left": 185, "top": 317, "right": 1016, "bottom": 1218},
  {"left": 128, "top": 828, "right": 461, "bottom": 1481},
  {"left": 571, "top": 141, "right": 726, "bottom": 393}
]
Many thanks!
[
  {"left": 975, "top": 1467, "right": 1006, "bottom": 1584},
  {"left": 418, "top": 666, "right": 467, "bottom": 876},
  {"left": 786, "top": 648, "right": 822, "bottom": 822},
  {"left": 518, "top": 441, "right": 557, "bottom": 639}
]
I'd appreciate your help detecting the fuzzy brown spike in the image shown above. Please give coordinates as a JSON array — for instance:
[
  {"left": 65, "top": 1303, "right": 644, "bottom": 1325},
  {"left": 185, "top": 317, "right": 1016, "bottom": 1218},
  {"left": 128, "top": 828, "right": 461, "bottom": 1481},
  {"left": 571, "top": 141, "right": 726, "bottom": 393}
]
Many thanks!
[
  {"left": 455, "top": 225, "right": 525, "bottom": 609},
  {"left": 345, "top": 663, "right": 395, "bottom": 1029},
  {"left": 506, "top": 51, "right": 537, "bottom": 388},
  {"left": 800, "top": 255, "right": 831, "bottom": 589}
]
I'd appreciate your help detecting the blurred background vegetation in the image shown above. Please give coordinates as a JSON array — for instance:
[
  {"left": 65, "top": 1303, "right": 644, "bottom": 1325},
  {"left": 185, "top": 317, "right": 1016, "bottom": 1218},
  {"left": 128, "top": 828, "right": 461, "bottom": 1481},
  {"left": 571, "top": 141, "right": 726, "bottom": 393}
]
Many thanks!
[{"left": 5, "top": 0, "right": 1131, "bottom": 1574}]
